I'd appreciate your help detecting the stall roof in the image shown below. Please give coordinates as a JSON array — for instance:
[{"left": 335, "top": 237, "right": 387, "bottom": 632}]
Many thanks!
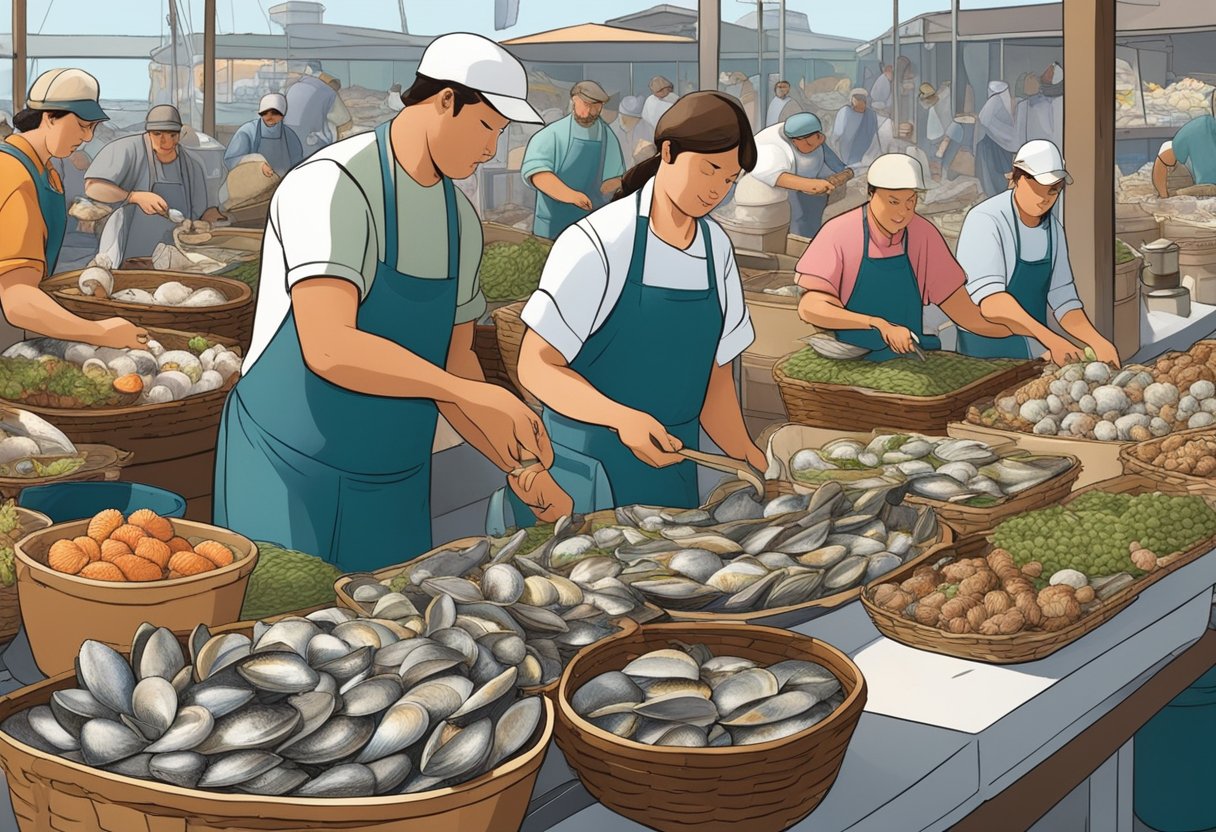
[
  {"left": 150, "top": 23, "right": 432, "bottom": 64},
  {"left": 503, "top": 23, "right": 693, "bottom": 45},
  {"left": 606, "top": 4, "right": 863, "bottom": 56},
  {"left": 501, "top": 22, "right": 698, "bottom": 62}
]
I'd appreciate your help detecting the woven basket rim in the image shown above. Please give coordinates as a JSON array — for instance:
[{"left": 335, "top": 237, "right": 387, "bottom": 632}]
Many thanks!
[
  {"left": 44, "top": 269, "right": 253, "bottom": 312},
  {"left": 1119, "top": 425, "right": 1216, "bottom": 487},
  {"left": 0, "top": 445, "right": 132, "bottom": 486},
  {"left": 556, "top": 621, "right": 865, "bottom": 755},
  {"left": 963, "top": 379, "right": 1145, "bottom": 446}
]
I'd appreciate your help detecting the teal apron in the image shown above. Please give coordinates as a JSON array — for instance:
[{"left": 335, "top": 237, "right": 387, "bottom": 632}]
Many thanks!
[
  {"left": 214, "top": 120, "right": 459, "bottom": 570},
  {"left": 533, "top": 118, "right": 609, "bottom": 240},
  {"left": 956, "top": 196, "right": 1053, "bottom": 360},
  {"left": 835, "top": 207, "right": 941, "bottom": 362},
  {"left": 0, "top": 141, "right": 66, "bottom": 273},
  {"left": 788, "top": 146, "right": 829, "bottom": 239},
  {"left": 505, "top": 190, "right": 724, "bottom": 525}
]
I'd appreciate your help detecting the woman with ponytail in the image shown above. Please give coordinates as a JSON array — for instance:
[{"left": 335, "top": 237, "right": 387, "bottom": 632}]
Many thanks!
[{"left": 507, "top": 91, "right": 765, "bottom": 519}]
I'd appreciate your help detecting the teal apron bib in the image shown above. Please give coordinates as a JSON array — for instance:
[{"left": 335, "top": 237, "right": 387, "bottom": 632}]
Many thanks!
[
  {"left": 533, "top": 118, "right": 609, "bottom": 240},
  {"left": 957, "top": 196, "right": 1053, "bottom": 360},
  {"left": 0, "top": 142, "right": 66, "bottom": 273},
  {"left": 836, "top": 207, "right": 941, "bottom": 362},
  {"left": 788, "top": 146, "right": 829, "bottom": 238},
  {"left": 507, "top": 190, "right": 724, "bottom": 524},
  {"left": 214, "top": 120, "right": 459, "bottom": 570}
]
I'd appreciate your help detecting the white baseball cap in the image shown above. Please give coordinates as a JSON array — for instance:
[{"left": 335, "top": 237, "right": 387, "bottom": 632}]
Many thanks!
[
  {"left": 867, "top": 153, "right": 926, "bottom": 190},
  {"left": 258, "top": 93, "right": 287, "bottom": 115},
  {"left": 417, "top": 33, "right": 542, "bottom": 124},
  {"left": 1013, "top": 139, "right": 1072, "bottom": 185},
  {"left": 27, "top": 68, "right": 108, "bottom": 121}
]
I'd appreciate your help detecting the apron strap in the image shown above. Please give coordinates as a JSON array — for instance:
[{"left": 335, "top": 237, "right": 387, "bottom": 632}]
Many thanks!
[
  {"left": 0, "top": 142, "right": 49, "bottom": 193},
  {"left": 442, "top": 176, "right": 459, "bottom": 279},
  {"left": 698, "top": 217, "right": 716, "bottom": 289},
  {"left": 1011, "top": 192, "right": 1054, "bottom": 266},
  {"left": 626, "top": 190, "right": 650, "bottom": 287},
  {"left": 376, "top": 120, "right": 459, "bottom": 279}
]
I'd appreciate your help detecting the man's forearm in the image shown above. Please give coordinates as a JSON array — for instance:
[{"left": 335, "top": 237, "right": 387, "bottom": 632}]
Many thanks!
[
  {"left": 1059, "top": 309, "right": 1108, "bottom": 350},
  {"left": 530, "top": 171, "right": 577, "bottom": 204},
  {"left": 84, "top": 179, "right": 130, "bottom": 203},
  {"left": 1152, "top": 157, "right": 1171, "bottom": 197},
  {"left": 0, "top": 278, "right": 107, "bottom": 342},
  {"left": 797, "top": 290, "right": 876, "bottom": 331},
  {"left": 518, "top": 332, "right": 632, "bottom": 432},
  {"left": 977, "top": 292, "right": 1061, "bottom": 344},
  {"left": 700, "top": 363, "right": 761, "bottom": 468},
  {"left": 440, "top": 344, "right": 513, "bottom": 471}
]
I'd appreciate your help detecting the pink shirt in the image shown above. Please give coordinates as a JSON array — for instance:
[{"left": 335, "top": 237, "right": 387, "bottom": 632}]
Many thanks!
[{"left": 795, "top": 205, "right": 966, "bottom": 307}]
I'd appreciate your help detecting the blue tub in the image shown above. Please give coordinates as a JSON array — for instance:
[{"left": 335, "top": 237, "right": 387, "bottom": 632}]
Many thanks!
[
  {"left": 17, "top": 482, "right": 188, "bottom": 523},
  {"left": 1134, "top": 664, "right": 1216, "bottom": 832}
]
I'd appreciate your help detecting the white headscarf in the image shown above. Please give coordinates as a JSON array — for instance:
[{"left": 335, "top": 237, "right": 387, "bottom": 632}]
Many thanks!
[{"left": 979, "top": 81, "right": 1018, "bottom": 151}]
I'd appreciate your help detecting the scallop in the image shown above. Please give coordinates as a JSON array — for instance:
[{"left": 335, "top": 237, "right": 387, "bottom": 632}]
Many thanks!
[
  {"left": 179, "top": 287, "right": 228, "bottom": 307},
  {"left": 153, "top": 281, "right": 192, "bottom": 306},
  {"left": 153, "top": 371, "right": 193, "bottom": 400}
]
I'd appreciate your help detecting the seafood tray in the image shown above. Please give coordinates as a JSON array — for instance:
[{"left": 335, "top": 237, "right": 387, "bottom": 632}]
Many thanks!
[
  {"left": 42, "top": 269, "right": 255, "bottom": 352},
  {"left": 861, "top": 474, "right": 1216, "bottom": 663},
  {"left": 753, "top": 425, "right": 1081, "bottom": 536},
  {"left": 774, "top": 349, "right": 1041, "bottom": 432},
  {"left": 555, "top": 622, "right": 865, "bottom": 832},
  {"left": 1119, "top": 426, "right": 1216, "bottom": 497},
  {"left": 335, "top": 532, "right": 664, "bottom": 695},
  {"left": 0, "top": 612, "right": 552, "bottom": 832}
]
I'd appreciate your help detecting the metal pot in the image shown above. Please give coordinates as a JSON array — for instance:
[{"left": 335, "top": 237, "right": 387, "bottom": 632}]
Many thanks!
[{"left": 1141, "top": 238, "right": 1180, "bottom": 276}]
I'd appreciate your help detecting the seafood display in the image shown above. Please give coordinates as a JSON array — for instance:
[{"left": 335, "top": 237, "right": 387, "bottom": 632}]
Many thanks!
[
  {"left": 780, "top": 433, "right": 1074, "bottom": 507},
  {"left": 0, "top": 406, "right": 85, "bottom": 478},
  {"left": 570, "top": 644, "right": 845, "bottom": 747},
  {"left": 77, "top": 258, "right": 230, "bottom": 308},
  {"left": 1129, "top": 429, "right": 1216, "bottom": 477},
  {"left": 780, "top": 349, "right": 1022, "bottom": 396},
  {"left": 341, "top": 533, "right": 653, "bottom": 688},
  {"left": 1115, "top": 67, "right": 1215, "bottom": 129},
  {"left": 217, "top": 260, "right": 260, "bottom": 289},
  {"left": 0, "top": 336, "right": 241, "bottom": 407},
  {"left": 45, "top": 509, "right": 242, "bottom": 582},
  {"left": 240, "top": 543, "right": 344, "bottom": 621},
  {"left": 0, "top": 500, "right": 32, "bottom": 589},
  {"left": 0, "top": 612, "right": 545, "bottom": 797},
  {"left": 529, "top": 484, "right": 941, "bottom": 616},
  {"left": 969, "top": 343, "right": 1216, "bottom": 439},
  {"left": 479, "top": 238, "right": 552, "bottom": 302}
]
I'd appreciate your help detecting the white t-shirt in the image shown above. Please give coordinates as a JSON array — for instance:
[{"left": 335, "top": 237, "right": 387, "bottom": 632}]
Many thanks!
[
  {"left": 521, "top": 178, "right": 754, "bottom": 368},
  {"left": 244, "top": 132, "right": 486, "bottom": 370}
]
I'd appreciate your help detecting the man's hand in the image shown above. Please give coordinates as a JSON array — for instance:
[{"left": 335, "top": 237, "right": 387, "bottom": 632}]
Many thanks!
[
  {"left": 566, "top": 191, "right": 594, "bottom": 211},
  {"left": 873, "top": 319, "right": 915, "bottom": 354},
  {"left": 508, "top": 464, "right": 574, "bottom": 523},
  {"left": 600, "top": 178, "right": 622, "bottom": 196},
  {"left": 129, "top": 191, "right": 169, "bottom": 216},
  {"left": 93, "top": 318, "right": 149, "bottom": 350},
  {"left": 1044, "top": 338, "right": 1084, "bottom": 367},
  {"left": 614, "top": 409, "right": 684, "bottom": 468},
  {"left": 261, "top": 162, "right": 275, "bottom": 178},
  {"left": 802, "top": 179, "right": 835, "bottom": 196},
  {"left": 456, "top": 383, "right": 554, "bottom": 472},
  {"left": 1089, "top": 338, "right": 1122, "bottom": 369}
]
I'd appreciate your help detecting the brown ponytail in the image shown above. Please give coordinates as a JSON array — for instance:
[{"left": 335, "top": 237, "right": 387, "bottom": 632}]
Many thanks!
[{"left": 615, "top": 91, "right": 758, "bottom": 200}]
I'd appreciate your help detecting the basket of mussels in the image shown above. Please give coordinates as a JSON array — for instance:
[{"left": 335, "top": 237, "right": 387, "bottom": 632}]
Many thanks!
[
  {"left": 0, "top": 609, "right": 553, "bottom": 832},
  {"left": 555, "top": 622, "right": 865, "bottom": 832}
]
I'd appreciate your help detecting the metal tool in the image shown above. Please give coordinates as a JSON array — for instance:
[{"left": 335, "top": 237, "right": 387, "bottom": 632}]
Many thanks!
[
  {"left": 804, "top": 331, "right": 926, "bottom": 361},
  {"left": 909, "top": 331, "right": 927, "bottom": 362},
  {"left": 675, "top": 448, "right": 765, "bottom": 498}
]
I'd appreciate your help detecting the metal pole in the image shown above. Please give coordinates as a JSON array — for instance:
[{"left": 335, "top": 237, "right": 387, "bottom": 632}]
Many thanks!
[
  {"left": 892, "top": 0, "right": 900, "bottom": 136},
  {"left": 778, "top": 0, "right": 785, "bottom": 92},
  {"left": 168, "top": 0, "right": 181, "bottom": 112},
  {"left": 697, "top": 0, "right": 719, "bottom": 93},
  {"left": 12, "top": 0, "right": 25, "bottom": 111},
  {"left": 397, "top": 0, "right": 408, "bottom": 34},
  {"left": 757, "top": 0, "right": 764, "bottom": 127},
  {"left": 203, "top": 0, "right": 216, "bottom": 135},
  {"left": 951, "top": 0, "right": 959, "bottom": 113}
]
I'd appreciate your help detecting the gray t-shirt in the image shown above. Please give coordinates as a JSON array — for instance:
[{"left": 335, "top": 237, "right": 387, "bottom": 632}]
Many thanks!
[
  {"left": 85, "top": 134, "right": 208, "bottom": 218},
  {"left": 245, "top": 131, "right": 486, "bottom": 369}
]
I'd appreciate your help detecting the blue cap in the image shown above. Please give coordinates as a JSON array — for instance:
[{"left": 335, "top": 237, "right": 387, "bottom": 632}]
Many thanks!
[{"left": 783, "top": 112, "right": 823, "bottom": 139}]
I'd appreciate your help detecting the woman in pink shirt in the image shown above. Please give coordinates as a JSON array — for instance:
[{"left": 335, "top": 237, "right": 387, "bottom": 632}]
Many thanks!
[{"left": 795, "top": 154, "right": 1034, "bottom": 361}]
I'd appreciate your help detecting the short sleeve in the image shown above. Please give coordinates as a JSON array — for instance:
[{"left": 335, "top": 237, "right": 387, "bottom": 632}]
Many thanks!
[
  {"left": 520, "top": 224, "right": 608, "bottom": 363},
  {"left": 716, "top": 243, "right": 755, "bottom": 365},
  {"left": 749, "top": 141, "right": 791, "bottom": 188},
  {"left": 795, "top": 227, "right": 845, "bottom": 298},
  {"left": 1158, "top": 140, "right": 1174, "bottom": 159},
  {"left": 0, "top": 166, "right": 49, "bottom": 272},
  {"left": 520, "top": 126, "right": 559, "bottom": 183},
  {"left": 956, "top": 210, "right": 1010, "bottom": 305},
  {"left": 224, "top": 123, "right": 254, "bottom": 170},
  {"left": 1173, "top": 123, "right": 1193, "bottom": 166},
  {"left": 84, "top": 138, "right": 140, "bottom": 192},
  {"left": 1047, "top": 221, "right": 1083, "bottom": 316},
  {"left": 918, "top": 221, "right": 967, "bottom": 305},
  {"left": 454, "top": 196, "right": 487, "bottom": 325},
  {"left": 270, "top": 160, "right": 374, "bottom": 296}
]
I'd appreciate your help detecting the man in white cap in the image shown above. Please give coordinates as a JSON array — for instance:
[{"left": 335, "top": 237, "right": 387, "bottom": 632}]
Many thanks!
[
  {"left": 736, "top": 112, "right": 853, "bottom": 238},
  {"left": 224, "top": 92, "right": 304, "bottom": 178},
  {"left": 795, "top": 154, "right": 1014, "bottom": 360},
  {"left": 956, "top": 140, "right": 1119, "bottom": 365},
  {"left": 611, "top": 94, "right": 653, "bottom": 166},
  {"left": 215, "top": 33, "right": 571, "bottom": 572},
  {"left": 976, "top": 80, "right": 1020, "bottom": 197},
  {"left": 85, "top": 104, "right": 222, "bottom": 265},
  {"left": 832, "top": 88, "right": 892, "bottom": 169}
]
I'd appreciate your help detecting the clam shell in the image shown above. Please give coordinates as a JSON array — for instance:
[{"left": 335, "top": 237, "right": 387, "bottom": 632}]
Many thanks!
[
  {"left": 283, "top": 691, "right": 337, "bottom": 748},
  {"left": 740, "top": 525, "right": 786, "bottom": 555},
  {"left": 666, "top": 549, "right": 725, "bottom": 583},
  {"left": 294, "top": 763, "right": 377, "bottom": 798},
  {"left": 728, "top": 701, "right": 834, "bottom": 745},
  {"left": 236, "top": 764, "right": 310, "bottom": 796},
  {"left": 355, "top": 700, "right": 430, "bottom": 764},
  {"left": 398, "top": 642, "right": 465, "bottom": 688},
  {"left": 368, "top": 754, "right": 414, "bottom": 795},
  {"left": 482, "top": 564, "right": 525, "bottom": 606},
  {"left": 342, "top": 675, "right": 404, "bottom": 717},
  {"left": 333, "top": 620, "right": 387, "bottom": 651},
  {"left": 712, "top": 488, "right": 766, "bottom": 523},
  {"left": 865, "top": 553, "right": 903, "bottom": 582},
  {"left": 507, "top": 603, "right": 569, "bottom": 635},
  {"left": 307, "top": 634, "right": 352, "bottom": 668},
  {"left": 199, "top": 750, "right": 282, "bottom": 789},
  {"left": 638, "top": 677, "right": 712, "bottom": 699},
  {"left": 711, "top": 668, "right": 779, "bottom": 717},
  {"left": 768, "top": 660, "right": 842, "bottom": 700},
  {"left": 774, "top": 521, "right": 832, "bottom": 555},
  {"left": 50, "top": 689, "right": 118, "bottom": 737},
  {"left": 401, "top": 676, "right": 474, "bottom": 722},
  {"left": 104, "top": 752, "right": 153, "bottom": 779},
  {"left": 195, "top": 633, "right": 252, "bottom": 680},
  {"left": 316, "top": 645, "right": 373, "bottom": 682},
  {"left": 196, "top": 704, "right": 301, "bottom": 754},
  {"left": 487, "top": 697, "right": 543, "bottom": 769},
  {"left": 591, "top": 712, "right": 639, "bottom": 738},
  {"left": 279, "top": 716, "right": 375, "bottom": 765},
  {"left": 823, "top": 556, "right": 869, "bottom": 591},
  {"left": 519, "top": 575, "right": 560, "bottom": 607},
  {"left": 237, "top": 652, "right": 319, "bottom": 694},
  {"left": 78, "top": 640, "right": 136, "bottom": 715},
  {"left": 633, "top": 693, "right": 719, "bottom": 727},
  {"left": 135, "top": 627, "right": 186, "bottom": 683},
  {"left": 705, "top": 560, "right": 768, "bottom": 593},
  {"left": 447, "top": 666, "right": 517, "bottom": 727},
  {"left": 570, "top": 557, "right": 622, "bottom": 587},
  {"left": 149, "top": 751, "right": 206, "bottom": 789},
  {"left": 554, "top": 620, "right": 613, "bottom": 649},
  {"left": 796, "top": 545, "right": 848, "bottom": 569},
  {"left": 721, "top": 569, "right": 785, "bottom": 612},
  {"left": 419, "top": 718, "right": 492, "bottom": 779},
  {"left": 656, "top": 724, "right": 708, "bottom": 747},
  {"left": 352, "top": 582, "right": 391, "bottom": 604},
  {"left": 548, "top": 574, "right": 586, "bottom": 606},
  {"left": 764, "top": 493, "right": 811, "bottom": 518},
  {"left": 254, "top": 619, "right": 320, "bottom": 657},
  {"left": 622, "top": 649, "right": 700, "bottom": 681},
  {"left": 480, "top": 633, "right": 527, "bottom": 666},
  {"left": 131, "top": 676, "right": 177, "bottom": 736},
  {"left": 424, "top": 594, "right": 458, "bottom": 634},
  {"left": 181, "top": 682, "right": 254, "bottom": 718},
  {"left": 143, "top": 706, "right": 214, "bottom": 753},
  {"left": 719, "top": 690, "right": 818, "bottom": 726},
  {"left": 572, "top": 671, "right": 644, "bottom": 718},
  {"left": 27, "top": 705, "right": 79, "bottom": 751},
  {"left": 765, "top": 570, "right": 824, "bottom": 608},
  {"left": 80, "top": 718, "right": 146, "bottom": 766},
  {"left": 430, "top": 628, "right": 479, "bottom": 668}
]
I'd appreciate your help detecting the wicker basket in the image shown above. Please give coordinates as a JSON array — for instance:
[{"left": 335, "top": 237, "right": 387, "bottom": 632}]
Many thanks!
[
  {"left": 860, "top": 474, "right": 1216, "bottom": 664},
  {"left": 0, "top": 671, "right": 552, "bottom": 832},
  {"left": 492, "top": 301, "right": 541, "bottom": 407},
  {"left": 0, "top": 445, "right": 132, "bottom": 502},
  {"left": 333, "top": 537, "right": 664, "bottom": 697},
  {"left": 14, "top": 518, "right": 258, "bottom": 676},
  {"left": 1119, "top": 426, "right": 1216, "bottom": 496},
  {"left": 42, "top": 269, "right": 256, "bottom": 352},
  {"left": 473, "top": 224, "right": 551, "bottom": 398},
  {"left": 173, "top": 226, "right": 263, "bottom": 264},
  {"left": 6, "top": 327, "right": 241, "bottom": 521},
  {"left": 554, "top": 622, "right": 865, "bottom": 832},
  {"left": 0, "top": 509, "right": 52, "bottom": 645},
  {"left": 775, "top": 353, "right": 1043, "bottom": 432}
]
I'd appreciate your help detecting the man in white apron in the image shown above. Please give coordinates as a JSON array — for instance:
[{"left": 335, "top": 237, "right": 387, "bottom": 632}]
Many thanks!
[
  {"left": 224, "top": 93, "right": 305, "bottom": 178},
  {"left": 85, "top": 105, "right": 222, "bottom": 266}
]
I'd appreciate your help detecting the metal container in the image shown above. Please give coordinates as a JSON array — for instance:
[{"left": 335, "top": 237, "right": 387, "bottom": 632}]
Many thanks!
[
  {"left": 1141, "top": 238, "right": 1180, "bottom": 281},
  {"left": 1145, "top": 287, "right": 1191, "bottom": 318}
]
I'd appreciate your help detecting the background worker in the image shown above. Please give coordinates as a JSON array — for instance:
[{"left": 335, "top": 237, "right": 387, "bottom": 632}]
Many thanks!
[
  {"left": 285, "top": 67, "right": 352, "bottom": 156},
  {"left": 612, "top": 95, "right": 655, "bottom": 166},
  {"left": 767, "top": 80, "right": 800, "bottom": 128},
  {"left": 224, "top": 92, "right": 305, "bottom": 178},
  {"left": 795, "top": 154, "right": 1014, "bottom": 361},
  {"left": 642, "top": 75, "right": 679, "bottom": 136},
  {"left": 0, "top": 68, "right": 145, "bottom": 348},
  {"left": 522, "top": 80, "right": 625, "bottom": 240},
  {"left": 1154, "top": 90, "right": 1216, "bottom": 197},
  {"left": 832, "top": 88, "right": 892, "bottom": 169},
  {"left": 976, "top": 81, "right": 1020, "bottom": 197}
]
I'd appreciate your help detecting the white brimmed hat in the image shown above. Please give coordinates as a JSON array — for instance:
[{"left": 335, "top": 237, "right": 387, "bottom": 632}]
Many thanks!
[
  {"left": 867, "top": 153, "right": 926, "bottom": 190},
  {"left": 417, "top": 33, "right": 542, "bottom": 124},
  {"left": 258, "top": 93, "right": 287, "bottom": 115},
  {"left": 1013, "top": 139, "right": 1073, "bottom": 185}
]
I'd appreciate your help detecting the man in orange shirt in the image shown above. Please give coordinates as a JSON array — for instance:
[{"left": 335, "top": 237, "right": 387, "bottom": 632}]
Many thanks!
[{"left": 0, "top": 69, "right": 146, "bottom": 349}]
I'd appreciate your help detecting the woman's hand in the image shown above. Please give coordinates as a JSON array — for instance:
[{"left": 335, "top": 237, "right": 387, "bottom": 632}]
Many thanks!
[
  {"left": 614, "top": 409, "right": 684, "bottom": 468},
  {"left": 1089, "top": 338, "right": 1122, "bottom": 369},
  {"left": 1043, "top": 337, "right": 1084, "bottom": 367},
  {"left": 94, "top": 318, "right": 149, "bottom": 350},
  {"left": 743, "top": 444, "right": 767, "bottom": 474},
  {"left": 872, "top": 319, "right": 915, "bottom": 354}
]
